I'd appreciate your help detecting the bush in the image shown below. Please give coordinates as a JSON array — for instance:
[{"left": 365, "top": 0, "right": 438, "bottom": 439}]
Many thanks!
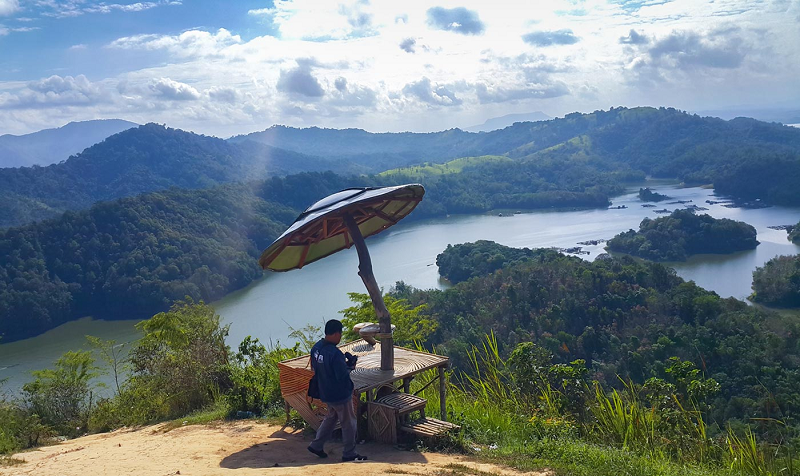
[
  {"left": 118, "top": 299, "right": 232, "bottom": 424},
  {"left": 22, "top": 350, "right": 98, "bottom": 437},
  {"left": 228, "top": 336, "right": 301, "bottom": 415},
  {"left": 0, "top": 400, "right": 50, "bottom": 454}
]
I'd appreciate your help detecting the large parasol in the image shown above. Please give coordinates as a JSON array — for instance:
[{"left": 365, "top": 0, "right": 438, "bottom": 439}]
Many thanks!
[{"left": 258, "top": 183, "right": 425, "bottom": 371}]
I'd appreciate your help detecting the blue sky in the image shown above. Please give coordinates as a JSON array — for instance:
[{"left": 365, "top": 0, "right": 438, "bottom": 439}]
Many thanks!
[{"left": 1, "top": 0, "right": 799, "bottom": 136}]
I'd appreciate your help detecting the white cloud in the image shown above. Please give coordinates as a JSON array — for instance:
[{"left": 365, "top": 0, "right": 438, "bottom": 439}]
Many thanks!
[
  {"left": 1, "top": 0, "right": 799, "bottom": 136},
  {"left": 0, "top": 0, "right": 18, "bottom": 16},
  {"left": 107, "top": 28, "right": 242, "bottom": 58},
  {"left": 0, "top": 75, "right": 111, "bottom": 109},
  {"left": 148, "top": 78, "right": 201, "bottom": 100},
  {"left": 37, "top": 0, "right": 181, "bottom": 18}
]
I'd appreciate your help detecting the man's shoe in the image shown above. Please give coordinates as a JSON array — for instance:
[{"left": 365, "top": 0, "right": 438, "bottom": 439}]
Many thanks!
[
  {"left": 307, "top": 446, "right": 328, "bottom": 458},
  {"left": 342, "top": 454, "right": 368, "bottom": 462}
]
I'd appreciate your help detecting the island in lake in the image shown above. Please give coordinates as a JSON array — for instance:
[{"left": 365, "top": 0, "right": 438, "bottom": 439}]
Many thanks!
[
  {"left": 606, "top": 209, "right": 759, "bottom": 261},
  {"left": 638, "top": 187, "right": 671, "bottom": 202}
]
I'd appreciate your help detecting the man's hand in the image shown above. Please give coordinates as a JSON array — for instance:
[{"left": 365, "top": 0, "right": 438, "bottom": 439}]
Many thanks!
[{"left": 344, "top": 352, "right": 358, "bottom": 370}]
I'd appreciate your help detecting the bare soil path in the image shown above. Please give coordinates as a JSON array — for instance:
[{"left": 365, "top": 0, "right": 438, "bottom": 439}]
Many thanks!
[{"left": 4, "top": 421, "right": 545, "bottom": 476}]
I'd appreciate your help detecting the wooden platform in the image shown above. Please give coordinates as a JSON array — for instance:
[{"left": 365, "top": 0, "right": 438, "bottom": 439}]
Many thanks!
[{"left": 278, "top": 339, "right": 449, "bottom": 432}]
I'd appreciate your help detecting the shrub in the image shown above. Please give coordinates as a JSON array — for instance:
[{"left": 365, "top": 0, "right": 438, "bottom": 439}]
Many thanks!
[
  {"left": 22, "top": 350, "right": 98, "bottom": 437},
  {"left": 118, "top": 299, "right": 232, "bottom": 424},
  {"left": 228, "top": 336, "right": 301, "bottom": 415}
]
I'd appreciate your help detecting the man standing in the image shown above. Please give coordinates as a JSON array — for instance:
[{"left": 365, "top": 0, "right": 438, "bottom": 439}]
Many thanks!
[{"left": 307, "top": 319, "right": 368, "bottom": 462}]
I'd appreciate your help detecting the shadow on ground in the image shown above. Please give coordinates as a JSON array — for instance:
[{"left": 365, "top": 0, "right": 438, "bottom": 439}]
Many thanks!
[{"left": 219, "top": 427, "right": 429, "bottom": 469}]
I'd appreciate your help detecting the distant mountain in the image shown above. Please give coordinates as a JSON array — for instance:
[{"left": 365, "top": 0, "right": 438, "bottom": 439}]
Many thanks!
[
  {"left": 0, "top": 124, "right": 357, "bottom": 228},
  {"left": 229, "top": 126, "right": 481, "bottom": 171},
  {"left": 695, "top": 108, "right": 800, "bottom": 125},
  {"left": 0, "top": 119, "right": 138, "bottom": 168},
  {"left": 463, "top": 111, "right": 551, "bottom": 132}
]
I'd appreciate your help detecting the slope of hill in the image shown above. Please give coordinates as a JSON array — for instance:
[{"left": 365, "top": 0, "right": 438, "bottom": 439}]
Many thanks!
[
  {"left": 0, "top": 119, "right": 138, "bottom": 168},
  {"left": 0, "top": 124, "right": 354, "bottom": 228},
  {"left": 232, "top": 108, "right": 800, "bottom": 205}
]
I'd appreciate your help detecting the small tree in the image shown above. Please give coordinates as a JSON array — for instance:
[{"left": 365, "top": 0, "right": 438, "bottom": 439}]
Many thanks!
[
  {"left": 22, "top": 350, "right": 98, "bottom": 437},
  {"left": 339, "top": 292, "right": 437, "bottom": 345},
  {"left": 119, "top": 298, "right": 232, "bottom": 423},
  {"left": 86, "top": 336, "right": 128, "bottom": 395}
]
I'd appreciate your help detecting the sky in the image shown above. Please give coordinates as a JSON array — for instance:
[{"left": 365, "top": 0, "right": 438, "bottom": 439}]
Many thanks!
[{"left": 0, "top": 0, "right": 799, "bottom": 137}]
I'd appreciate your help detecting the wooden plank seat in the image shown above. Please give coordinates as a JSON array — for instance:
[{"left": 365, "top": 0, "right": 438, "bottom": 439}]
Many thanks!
[
  {"left": 400, "top": 417, "right": 460, "bottom": 437},
  {"left": 376, "top": 392, "right": 427, "bottom": 417}
]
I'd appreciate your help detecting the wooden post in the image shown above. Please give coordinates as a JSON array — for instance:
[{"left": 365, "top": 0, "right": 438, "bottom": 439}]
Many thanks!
[
  {"left": 343, "top": 214, "right": 394, "bottom": 371},
  {"left": 438, "top": 366, "right": 447, "bottom": 422}
]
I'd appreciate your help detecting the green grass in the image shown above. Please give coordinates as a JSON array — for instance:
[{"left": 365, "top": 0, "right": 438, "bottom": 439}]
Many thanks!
[
  {"left": 379, "top": 156, "right": 512, "bottom": 179},
  {"left": 482, "top": 440, "right": 733, "bottom": 476}
]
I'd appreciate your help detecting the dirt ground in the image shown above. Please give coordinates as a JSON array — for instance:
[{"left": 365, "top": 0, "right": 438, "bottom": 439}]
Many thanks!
[{"left": 3, "top": 421, "right": 546, "bottom": 476}]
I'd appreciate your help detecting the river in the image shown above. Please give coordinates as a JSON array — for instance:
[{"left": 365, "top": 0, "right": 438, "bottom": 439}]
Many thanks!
[{"left": 1, "top": 183, "right": 799, "bottom": 394}]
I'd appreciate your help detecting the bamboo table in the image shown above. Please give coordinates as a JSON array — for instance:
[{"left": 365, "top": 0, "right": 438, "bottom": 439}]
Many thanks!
[{"left": 278, "top": 339, "right": 450, "bottom": 435}]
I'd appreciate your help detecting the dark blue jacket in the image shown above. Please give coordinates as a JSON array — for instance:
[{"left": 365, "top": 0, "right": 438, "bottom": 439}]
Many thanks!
[{"left": 310, "top": 338, "right": 354, "bottom": 404}]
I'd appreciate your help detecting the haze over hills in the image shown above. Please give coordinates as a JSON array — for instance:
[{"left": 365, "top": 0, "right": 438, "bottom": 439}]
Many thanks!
[
  {"left": 0, "top": 123, "right": 359, "bottom": 228},
  {"left": 463, "top": 111, "right": 551, "bottom": 132},
  {"left": 0, "top": 119, "right": 138, "bottom": 168},
  {"left": 695, "top": 108, "right": 800, "bottom": 125}
]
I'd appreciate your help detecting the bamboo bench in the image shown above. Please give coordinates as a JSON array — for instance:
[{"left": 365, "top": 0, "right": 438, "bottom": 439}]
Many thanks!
[
  {"left": 367, "top": 392, "right": 428, "bottom": 444},
  {"left": 401, "top": 417, "right": 460, "bottom": 437}
]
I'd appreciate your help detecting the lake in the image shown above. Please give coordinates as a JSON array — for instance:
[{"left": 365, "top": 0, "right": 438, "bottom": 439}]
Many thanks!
[{"left": 2, "top": 183, "right": 799, "bottom": 394}]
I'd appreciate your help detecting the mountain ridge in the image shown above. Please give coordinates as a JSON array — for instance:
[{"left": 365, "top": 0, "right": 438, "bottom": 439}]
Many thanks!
[{"left": 0, "top": 119, "right": 138, "bottom": 168}]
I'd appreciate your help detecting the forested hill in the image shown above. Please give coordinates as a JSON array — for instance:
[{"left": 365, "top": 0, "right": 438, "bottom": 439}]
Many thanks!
[
  {"left": 0, "top": 124, "right": 353, "bottom": 228},
  {"left": 6, "top": 107, "right": 800, "bottom": 229},
  {"left": 0, "top": 183, "right": 298, "bottom": 341},
  {"left": 234, "top": 107, "right": 800, "bottom": 204},
  {"left": 399, "top": 240, "right": 800, "bottom": 434}
]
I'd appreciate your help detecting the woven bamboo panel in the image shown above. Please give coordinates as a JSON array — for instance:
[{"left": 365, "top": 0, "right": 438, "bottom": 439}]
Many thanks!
[{"left": 367, "top": 402, "right": 397, "bottom": 444}]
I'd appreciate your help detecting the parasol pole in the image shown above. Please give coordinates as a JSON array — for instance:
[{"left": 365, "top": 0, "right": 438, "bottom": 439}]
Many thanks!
[{"left": 343, "top": 214, "right": 394, "bottom": 371}]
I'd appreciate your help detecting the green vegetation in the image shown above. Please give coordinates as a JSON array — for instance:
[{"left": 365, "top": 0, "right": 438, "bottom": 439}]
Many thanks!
[
  {"left": 751, "top": 255, "right": 800, "bottom": 307},
  {"left": 436, "top": 240, "right": 559, "bottom": 284},
  {"left": 401, "top": 241, "right": 800, "bottom": 445},
  {"left": 790, "top": 222, "right": 800, "bottom": 243},
  {"left": 4, "top": 277, "right": 800, "bottom": 474},
  {"left": 0, "top": 183, "right": 298, "bottom": 341},
  {"left": 379, "top": 156, "right": 512, "bottom": 179},
  {"left": 339, "top": 292, "right": 437, "bottom": 345},
  {"left": 0, "top": 300, "right": 303, "bottom": 454},
  {"left": 607, "top": 209, "right": 759, "bottom": 261},
  {"left": 638, "top": 187, "right": 670, "bottom": 202}
]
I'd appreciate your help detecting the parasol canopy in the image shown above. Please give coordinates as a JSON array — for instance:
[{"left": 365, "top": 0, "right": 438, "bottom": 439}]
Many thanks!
[
  {"left": 258, "top": 183, "right": 425, "bottom": 371},
  {"left": 259, "top": 184, "right": 425, "bottom": 271}
]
